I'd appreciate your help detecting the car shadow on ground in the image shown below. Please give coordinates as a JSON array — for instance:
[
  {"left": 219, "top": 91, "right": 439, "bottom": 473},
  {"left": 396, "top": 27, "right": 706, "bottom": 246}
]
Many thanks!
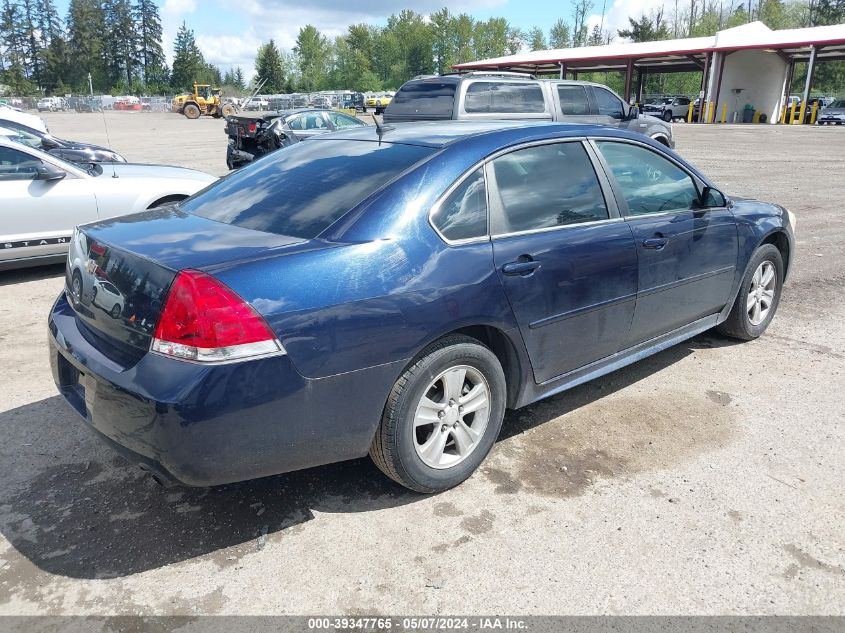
[
  {"left": 0, "top": 263, "right": 65, "bottom": 288},
  {"left": 0, "top": 333, "right": 738, "bottom": 580}
]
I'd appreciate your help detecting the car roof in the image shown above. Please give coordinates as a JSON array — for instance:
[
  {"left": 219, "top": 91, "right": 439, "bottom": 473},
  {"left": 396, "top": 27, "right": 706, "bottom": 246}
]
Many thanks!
[{"left": 313, "top": 120, "right": 642, "bottom": 149}]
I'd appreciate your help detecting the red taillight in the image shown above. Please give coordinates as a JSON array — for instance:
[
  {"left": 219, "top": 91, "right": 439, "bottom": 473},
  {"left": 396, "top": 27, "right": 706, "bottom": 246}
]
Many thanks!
[
  {"left": 248, "top": 122, "right": 257, "bottom": 134},
  {"left": 151, "top": 270, "right": 283, "bottom": 362}
]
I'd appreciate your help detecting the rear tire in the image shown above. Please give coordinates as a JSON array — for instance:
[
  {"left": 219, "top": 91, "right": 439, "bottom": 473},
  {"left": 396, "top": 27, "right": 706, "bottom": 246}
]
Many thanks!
[
  {"left": 716, "top": 243, "right": 784, "bottom": 341},
  {"left": 663, "top": 109, "right": 673, "bottom": 122},
  {"left": 183, "top": 104, "right": 201, "bottom": 119},
  {"left": 370, "top": 335, "right": 506, "bottom": 493},
  {"left": 221, "top": 103, "right": 236, "bottom": 117}
]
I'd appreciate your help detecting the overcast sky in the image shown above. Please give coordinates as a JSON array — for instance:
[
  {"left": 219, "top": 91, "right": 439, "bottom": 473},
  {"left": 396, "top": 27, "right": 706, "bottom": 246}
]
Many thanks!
[{"left": 53, "top": 0, "right": 668, "bottom": 78}]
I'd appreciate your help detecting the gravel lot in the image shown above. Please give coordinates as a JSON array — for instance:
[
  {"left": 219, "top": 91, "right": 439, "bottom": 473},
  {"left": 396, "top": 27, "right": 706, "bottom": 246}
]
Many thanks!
[{"left": 0, "top": 112, "right": 843, "bottom": 616}]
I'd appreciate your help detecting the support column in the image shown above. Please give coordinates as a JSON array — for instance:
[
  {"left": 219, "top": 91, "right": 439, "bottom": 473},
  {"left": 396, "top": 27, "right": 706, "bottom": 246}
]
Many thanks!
[
  {"left": 698, "top": 52, "right": 712, "bottom": 123},
  {"left": 559, "top": 62, "right": 564, "bottom": 79},
  {"left": 713, "top": 51, "right": 728, "bottom": 119},
  {"left": 781, "top": 59, "right": 795, "bottom": 124},
  {"left": 623, "top": 58, "right": 634, "bottom": 103},
  {"left": 800, "top": 45, "right": 818, "bottom": 124},
  {"left": 636, "top": 67, "right": 645, "bottom": 106}
]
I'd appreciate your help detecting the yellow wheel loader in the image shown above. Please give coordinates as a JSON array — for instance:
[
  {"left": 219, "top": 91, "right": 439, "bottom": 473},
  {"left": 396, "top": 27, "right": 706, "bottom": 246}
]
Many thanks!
[{"left": 172, "top": 84, "right": 239, "bottom": 119}]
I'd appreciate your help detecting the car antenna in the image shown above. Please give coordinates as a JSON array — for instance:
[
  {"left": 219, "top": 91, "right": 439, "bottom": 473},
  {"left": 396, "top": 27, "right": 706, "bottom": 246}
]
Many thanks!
[
  {"left": 370, "top": 113, "right": 394, "bottom": 145},
  {"left": 98, "top": 99, "right": 118, "bottom": 178}
]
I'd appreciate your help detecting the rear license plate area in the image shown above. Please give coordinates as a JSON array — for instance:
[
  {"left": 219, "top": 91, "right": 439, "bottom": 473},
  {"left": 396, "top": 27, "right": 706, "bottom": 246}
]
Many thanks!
[{"left": 56, "top": 353, "right": 88, "bottom": 417}]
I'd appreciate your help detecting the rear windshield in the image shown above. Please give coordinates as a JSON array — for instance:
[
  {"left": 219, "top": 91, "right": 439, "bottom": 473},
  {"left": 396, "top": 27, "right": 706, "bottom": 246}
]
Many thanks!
[
  {"left": 181, "top": 139, "right": 435, "bottom": 238},
  {"left": 388, "top": 81, "right": 457, "bottom": 117}
]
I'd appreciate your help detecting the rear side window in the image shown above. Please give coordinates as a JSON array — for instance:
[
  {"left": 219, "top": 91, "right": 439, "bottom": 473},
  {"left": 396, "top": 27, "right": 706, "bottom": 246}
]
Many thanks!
[
  {"left": 490, "top": 142, "right": 608, "bottom": 234},
  {"left": 388, "top": 81, "right": 457, "bottom": 117},
  {"left": 181, "top": 140, "right": 435, "bottom": 239},
  {"left": 464, "top": 82, "right": 545, "bottom": 114},
  {"left": 431, "top": 168, "right": 487, "bottom": 241},
  {"left": 557, "top": 85, "right": 591, "bottom": 115}
]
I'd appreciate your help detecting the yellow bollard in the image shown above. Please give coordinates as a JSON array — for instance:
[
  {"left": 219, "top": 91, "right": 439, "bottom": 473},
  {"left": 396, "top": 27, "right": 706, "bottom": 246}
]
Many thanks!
[
  {"left": 780, "top": 104, "right": 787, "bottom": 124},
  {"left": 811, "top": 102, "right": 819, "bottom": 125},
  {"left": 797, "top": 101, "right": 807, "bottom": 124},
  {"left": 709, "top": 102, "right": 716, "bottom": 123},
  {"left": 789, "top": 101, "right": 797, "bottom": 124},
  {"left": 687, "top": 102, "right": 693, "bottom": 123},
  {"left": 721, "top": 103, "right": 727, "bottom": 123}
]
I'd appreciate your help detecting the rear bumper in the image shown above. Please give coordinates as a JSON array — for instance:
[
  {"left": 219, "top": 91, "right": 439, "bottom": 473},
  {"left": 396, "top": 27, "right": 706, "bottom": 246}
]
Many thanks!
[{"left": 49, "top": 293, "right": 401, "bottom": 486}]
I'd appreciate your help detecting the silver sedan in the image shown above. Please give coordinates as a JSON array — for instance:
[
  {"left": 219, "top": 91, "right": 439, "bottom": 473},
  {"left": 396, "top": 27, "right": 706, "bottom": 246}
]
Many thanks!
[{"left": 0, "top": 137, "right": 216, "bottom": 270}]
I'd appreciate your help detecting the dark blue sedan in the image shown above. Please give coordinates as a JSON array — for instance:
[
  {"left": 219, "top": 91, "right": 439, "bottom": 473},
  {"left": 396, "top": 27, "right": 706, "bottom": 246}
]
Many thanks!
[{"left": 49, "top": 121, "right": 795, "bottom": 493}]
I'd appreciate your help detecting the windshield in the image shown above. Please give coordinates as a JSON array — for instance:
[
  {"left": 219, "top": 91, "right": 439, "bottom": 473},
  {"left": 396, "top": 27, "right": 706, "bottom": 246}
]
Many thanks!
[
  {"left": 829, "top": 100, "right": 845, "bottom": 108},
  {"left": 181, "top": 139, "right": 436, "bottom": 239}
]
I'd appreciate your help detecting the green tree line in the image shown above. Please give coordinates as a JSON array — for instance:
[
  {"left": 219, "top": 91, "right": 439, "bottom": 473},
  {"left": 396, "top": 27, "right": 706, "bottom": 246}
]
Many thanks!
[{"left": 1, "top": 0, "right": 843, "bottom": 97}]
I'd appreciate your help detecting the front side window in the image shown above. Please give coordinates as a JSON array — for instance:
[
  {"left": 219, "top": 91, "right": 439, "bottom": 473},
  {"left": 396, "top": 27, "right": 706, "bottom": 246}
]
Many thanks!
[
  {"left": 595, "top": 141, "right": 700, "bottom": 216},
  {"left": 0, "top": 146, "right": 41, "bottom": 180},
  {"left": 490, "top": 142, "right": 608, "bottom": 235},
  {"left": 557, "top": 85, "right": 590, "bottom": 116},
  {"left": 431, "top": 168, "right": 487, "bottom": 241},
  {"left": 464, "top": 82, "right": 546, "bottom": 114},
  {"left": 594, "top": 87, "right": 625, "bottom": 119}
]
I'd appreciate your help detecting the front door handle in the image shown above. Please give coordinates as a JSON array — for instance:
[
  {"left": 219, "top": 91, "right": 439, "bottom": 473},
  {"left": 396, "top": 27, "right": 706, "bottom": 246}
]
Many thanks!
[
  {"left": 642, "top": 238, "right": 668, "bottom": 250},
  {"left": 502, "top": 258, "right": 541, "bottom": 276}
]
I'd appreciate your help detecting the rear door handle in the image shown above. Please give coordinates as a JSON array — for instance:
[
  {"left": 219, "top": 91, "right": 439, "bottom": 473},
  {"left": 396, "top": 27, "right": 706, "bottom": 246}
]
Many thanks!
[
  {"left": 502, "top": 259, "right": 541, "bottom": 276},
  {"left": 642, "top": 238, "right": 668, "bottom": 250}
]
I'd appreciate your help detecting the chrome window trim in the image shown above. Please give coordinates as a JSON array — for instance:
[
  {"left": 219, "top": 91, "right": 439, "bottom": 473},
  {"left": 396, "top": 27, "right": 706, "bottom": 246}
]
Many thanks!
[{"left": 491, "top": 216, "right": 625, "bottom": 241}]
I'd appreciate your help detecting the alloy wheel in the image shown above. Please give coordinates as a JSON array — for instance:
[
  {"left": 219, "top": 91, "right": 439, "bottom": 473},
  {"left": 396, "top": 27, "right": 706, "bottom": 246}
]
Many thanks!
[
  {"left": 747, "top": 260, "right": 777, "bottom": 326},
  {"left": 413, "top": 365, "right": 491, "bottom": 469}
]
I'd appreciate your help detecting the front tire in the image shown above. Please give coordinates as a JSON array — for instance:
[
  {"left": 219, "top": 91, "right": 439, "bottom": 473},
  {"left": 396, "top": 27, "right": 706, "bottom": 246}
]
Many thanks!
[
  {"left": 663, "top": 109, "right": 673, "bottom": 122},
  {"left": 716, "top": 243, "right": 784, "bottom": 340},
  {"left": 183, "top": 104, "right": 201, "bottom": 119},
  {"left": 370, "top": 335, "right": 506, "bottom": 493}
]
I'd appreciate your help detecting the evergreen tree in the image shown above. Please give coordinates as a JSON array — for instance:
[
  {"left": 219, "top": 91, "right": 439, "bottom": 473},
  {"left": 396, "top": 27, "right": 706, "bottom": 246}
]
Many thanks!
[
  {"left": 255, "top": 39, "right": 285, "bottom": 91},
  {"left": 170, "top": 21, "right": 204, "bottom": 91},
  {"left": 1, "top": 0, "right": 25, "bottom": 71},
  {"left": 102, "top": 0, "right": 137, "bottom": 88},
  {"left": 66, "top": 0, "right": 105, "bottom": 90},
  {"left": 234, "top": 66, "right": 245, "bottom": 89},
  {"left": 133, "top": 0, "right": 164, "bottom": 84},
  {"left": 20, "top": 0, "right": 41, "bottom": 85}
]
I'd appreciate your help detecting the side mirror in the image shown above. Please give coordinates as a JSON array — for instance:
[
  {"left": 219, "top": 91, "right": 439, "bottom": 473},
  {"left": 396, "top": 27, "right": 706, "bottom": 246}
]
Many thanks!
[
  {"left": 700, "top": 185, "right": 726, "bottom": 208},
  {"left": 627, "top": 105, "right": 640, "bottom": 120},
  {"left": 35, "top": 162, "right": 66, "bottom": 181},
  {"left": 41, "top": 136, "right": 59, "bottom": 150}
]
